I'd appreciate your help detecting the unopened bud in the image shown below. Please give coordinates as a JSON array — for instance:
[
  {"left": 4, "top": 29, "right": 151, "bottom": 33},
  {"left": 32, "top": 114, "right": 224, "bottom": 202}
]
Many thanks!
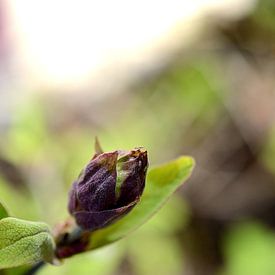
[{"left": 68, "top": 147, "right": 148, "bottom": 231}]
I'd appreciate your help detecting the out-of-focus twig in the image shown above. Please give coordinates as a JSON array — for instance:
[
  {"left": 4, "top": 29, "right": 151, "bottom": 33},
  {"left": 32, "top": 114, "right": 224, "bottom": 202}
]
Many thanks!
[{"left": 0, "top": 154, "right": 28, "bottom": 190}]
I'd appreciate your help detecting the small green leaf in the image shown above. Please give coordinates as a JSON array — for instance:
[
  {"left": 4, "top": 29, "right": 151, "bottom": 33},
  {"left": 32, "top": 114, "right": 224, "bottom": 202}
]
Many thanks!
[
  {"left": 89, "top": 156, "right": 194, "bottom": 249},
  {"left": 0, "top": 217, "right": 56, "bottom": 269},
  {"left": 0, "top": 202, "right": 8, "bottom": 220}
]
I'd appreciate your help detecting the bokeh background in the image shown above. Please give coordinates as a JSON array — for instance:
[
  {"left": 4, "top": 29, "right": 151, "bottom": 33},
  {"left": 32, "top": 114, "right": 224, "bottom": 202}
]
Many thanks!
[{"left": 1, "top": 0, "right": 275, "bottom": 274}]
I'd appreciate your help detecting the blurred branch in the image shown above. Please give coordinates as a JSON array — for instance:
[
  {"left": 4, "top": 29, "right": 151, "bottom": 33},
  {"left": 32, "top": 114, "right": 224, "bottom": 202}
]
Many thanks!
[{"left": 0, "top": 154, "right": 28, "bottom": 190}]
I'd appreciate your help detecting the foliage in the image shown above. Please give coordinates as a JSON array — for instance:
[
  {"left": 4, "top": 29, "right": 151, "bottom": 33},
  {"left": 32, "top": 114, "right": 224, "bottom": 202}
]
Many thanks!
[{"left": 0, "top": 151, "right": 194, "bottom": 272}]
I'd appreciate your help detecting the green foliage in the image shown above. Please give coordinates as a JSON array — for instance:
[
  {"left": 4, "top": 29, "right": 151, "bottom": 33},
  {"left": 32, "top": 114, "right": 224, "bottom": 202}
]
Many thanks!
[
  {"left": 0, "top": 218, "right": 55, "bottom": 269},
  {"left": 89, "top": 156, "right": 194, "bottom": 249},
  {"left": 223, "top": 221, "right": 275, "bottom": 275},
  {"left": 123, "top": 196, "right": 189, "bottom": 275},
  {"left": 254, "top": 0, "right": 275, "bottom": 32},
  {"left": 0, "top": 155, "right": 194, "bottom": 272},
  {"left": 0, "top": 202, "right": 8, "bottom": 220},
  {"left": 0, "top": 177, "right": 38, "bottom": 221},
  {"left": 40, "top": 246, "right": 124, "bottom": 275}
]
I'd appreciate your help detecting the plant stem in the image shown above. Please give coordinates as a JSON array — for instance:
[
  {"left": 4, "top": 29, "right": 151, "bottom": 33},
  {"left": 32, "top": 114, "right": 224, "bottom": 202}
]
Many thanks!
[{"left": 24, "top": 261, "right": 45, "bottom": 275}]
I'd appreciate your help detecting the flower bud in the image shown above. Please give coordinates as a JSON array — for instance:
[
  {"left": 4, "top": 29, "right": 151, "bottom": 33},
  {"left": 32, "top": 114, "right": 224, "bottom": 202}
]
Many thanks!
[{"left": 68, "top": 147, "right": 148, "bottom": 231}]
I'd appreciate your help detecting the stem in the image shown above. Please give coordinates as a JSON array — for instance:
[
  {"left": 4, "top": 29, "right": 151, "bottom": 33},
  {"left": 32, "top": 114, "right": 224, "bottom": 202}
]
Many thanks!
[
  {"left": 24, "top": 261, "right": 45, "bottom": 275},
  {"left": 66, "top": 227, "right": 83, "bottom": 243}
]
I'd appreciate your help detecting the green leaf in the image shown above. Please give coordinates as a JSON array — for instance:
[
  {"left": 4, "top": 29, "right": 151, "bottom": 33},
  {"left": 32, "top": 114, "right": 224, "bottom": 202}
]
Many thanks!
[
  {"left": 0, "top": 217, "right": 56, "bottom": 269},
  {"left": 0, "top": 202, "right": 8, "bottom": 220},
  {"left": 89, "top": 156, "right": 194, "bottom": 249}
]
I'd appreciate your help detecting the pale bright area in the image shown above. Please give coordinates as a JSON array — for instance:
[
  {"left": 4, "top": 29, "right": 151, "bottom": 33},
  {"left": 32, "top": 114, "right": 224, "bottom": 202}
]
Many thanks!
[{"left": 4, "top": 0, "right": 256, "bottom": 96}]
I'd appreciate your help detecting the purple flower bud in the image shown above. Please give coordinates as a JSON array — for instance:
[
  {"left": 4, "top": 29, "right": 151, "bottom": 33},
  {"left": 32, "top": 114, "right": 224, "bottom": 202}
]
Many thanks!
[{"left": 68, "top": 147, "right": 148, "bottom": 231}]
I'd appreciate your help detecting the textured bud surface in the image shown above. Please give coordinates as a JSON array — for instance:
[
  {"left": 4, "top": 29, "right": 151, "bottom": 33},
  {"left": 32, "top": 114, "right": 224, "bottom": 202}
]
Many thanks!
[{"left": 68, "top": 147, "right": 148, "bottom": 231}]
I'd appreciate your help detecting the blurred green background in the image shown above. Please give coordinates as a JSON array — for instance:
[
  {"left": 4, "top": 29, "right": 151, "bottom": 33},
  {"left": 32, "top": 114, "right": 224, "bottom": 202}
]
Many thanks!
[{"left": 1, "top": 0, "right": 275, "bottom": 274}]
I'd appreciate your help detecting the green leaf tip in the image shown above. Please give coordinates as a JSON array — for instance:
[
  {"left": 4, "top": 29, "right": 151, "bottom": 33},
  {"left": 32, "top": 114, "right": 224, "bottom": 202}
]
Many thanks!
[
  {"left": 0, "top": 217, "right": 56, "bottom": 269},
  {"left": 89, "top": 155, "right": 195, "bottom": 249}
]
